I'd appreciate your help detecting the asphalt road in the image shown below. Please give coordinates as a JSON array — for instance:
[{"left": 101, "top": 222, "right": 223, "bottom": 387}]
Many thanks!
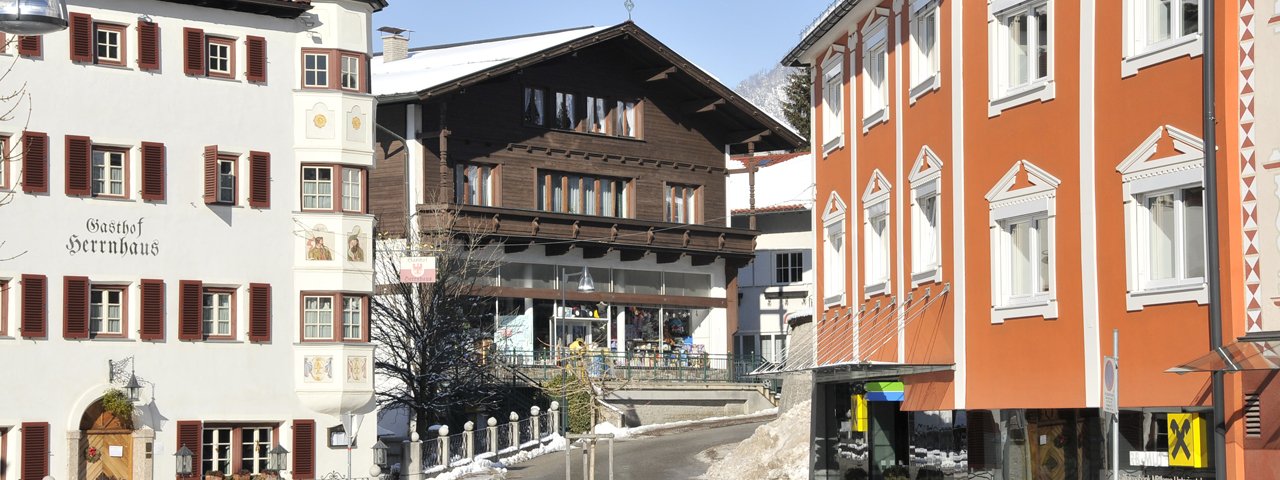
[{"left": 502, "top": 419, "right": 769, "bottom": 480}]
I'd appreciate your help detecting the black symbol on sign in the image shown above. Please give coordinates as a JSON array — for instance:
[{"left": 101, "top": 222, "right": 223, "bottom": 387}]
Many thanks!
[{"left": 1170, "top": 418, "right": 1193, "bottom": 460}]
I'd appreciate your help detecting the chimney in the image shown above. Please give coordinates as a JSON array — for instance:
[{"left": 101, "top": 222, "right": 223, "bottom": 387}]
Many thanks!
[{"left": 378, "top": 26, "right": 410, "bottom": 63}]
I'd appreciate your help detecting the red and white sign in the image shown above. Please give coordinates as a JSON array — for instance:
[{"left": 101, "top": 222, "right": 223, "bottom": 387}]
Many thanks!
[{"left": 399, "top": 256, "right": 437, "bottom": 283}]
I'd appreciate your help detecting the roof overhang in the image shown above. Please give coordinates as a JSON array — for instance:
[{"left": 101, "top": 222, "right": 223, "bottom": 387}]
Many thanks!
[
  {"left": 156, "top": 0, "right": 313, "bottom": 18},
  {"left": 1167, "top": 333, "right": 1280, "bottom": 373},
  {"left": 378, "top": 22, "right": 804, "bottom": 152},
  {"left": 782, "top": 0, "right": 862, "bottom": 67}
]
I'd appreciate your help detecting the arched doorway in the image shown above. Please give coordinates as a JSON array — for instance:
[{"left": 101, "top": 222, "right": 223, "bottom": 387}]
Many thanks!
[{"left": 79, "top": 394, "right": 134, "bottom": 480}]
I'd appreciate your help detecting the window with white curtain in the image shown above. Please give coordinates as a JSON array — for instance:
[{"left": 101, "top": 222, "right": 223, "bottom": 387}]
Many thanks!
[
  {"left": 864, "top": 200, "right": 890, "bottom": 294},
  {"left": 986, "top": 159, "right": 1060, "bottom": 323},
  {"left": 822, "top": 194, "right": 848, "bottom": 307},
  {"left": 1122, "top": 0, "right": 1201, "bottom": 76},
  {"left": 909, "top": 0, "right": 941, "bottom": 98},
  {"left": 912, "top": 186, "right": 941, "bottom": 275},
  {"left": 455, "top": 163, "right": 494, "bottom": 207},
  {"left": 821, "top": 55, "right": 843, "bottom": 154},
  {"left": 862, "top": 18, "right": 889, "bottom": 127},
  {"left": 989, "top": 0, "right": 1055, "bottom": 114},
  {"left": 538, "top": 171, "right": 630, "bottom": 218}
]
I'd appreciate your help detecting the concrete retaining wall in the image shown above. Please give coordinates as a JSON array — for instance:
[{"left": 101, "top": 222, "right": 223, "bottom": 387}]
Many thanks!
[{"left": 604, "top": 384, "right": 776, "bottom": 427}]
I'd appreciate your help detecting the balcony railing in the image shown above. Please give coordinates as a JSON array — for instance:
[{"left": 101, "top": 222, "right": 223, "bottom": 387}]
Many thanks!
[{"left": 493, "top": 349, "right": 765, "bottom": 384}]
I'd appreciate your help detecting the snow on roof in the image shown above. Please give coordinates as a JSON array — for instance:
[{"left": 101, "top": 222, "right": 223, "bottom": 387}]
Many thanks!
[{"left": 371, "top": 26, "right": 609, "bottom": 98}]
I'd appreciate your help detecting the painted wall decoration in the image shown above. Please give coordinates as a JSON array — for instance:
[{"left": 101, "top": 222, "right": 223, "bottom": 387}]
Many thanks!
[
  {"left": 346, "top": 225, "right": 366, "bottom": 263},
  {"left": 66, "top": 218, "right": 160, "bottom": 257},
  {"left": 307, "top": 224, "right": 335, "bottom": 261},
  {"left": 346, "top": 105, "right": 366, "bottom": 143},
  {"left": 307, "top": 102, "right": 335, "bottom": 139},
  {"left": 346, "top": 356, "right": 369, "bottom": 383},
  {"left": 304, "top": 356, "right": 333, "bottom": 383}
]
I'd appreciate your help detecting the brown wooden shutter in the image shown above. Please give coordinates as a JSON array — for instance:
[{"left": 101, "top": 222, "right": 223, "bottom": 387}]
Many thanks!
[
  {"left": 293, "top": 419, "right": 316, "bottom": 479},
  {"left": 176, "top": 420, "right": 203, "bottom": 479},
  {"left": 69, "top": 12, "right": 92, "bottom": 62},
  {"left": 62, "top": 276, "right": 90, "bottom": 339},
  {"left": 21, "top": 131, "right": 48, "bottom": 194},
  {"left": 178, "top": 280, "right": 202, "bottom": 341},
  {"left": 140, "top": 142, "right": 166, "bottom": 201},
  {"left": 64, "top": 135, "right": 91, "bottom": 196},
  {"left": 246, "top": 36, "right": 267, "bottom": 82},
  {"left": 183, "top": 27, "right": 204, "bottom": 75},
  {"left": 20, "top": 274, "right": 46, "bottom": 338},
  {"left": 203, "top": 145, "right": 218, "bottom": 204},
  {"left": 248, "top": 151, "right": 270, "bottom": 208},
  {"left": 248, "top": 283, "right": 271, "bottom": 342},
  {"left": 137, "top": 20, "right": 161, "bottom": 71},
  {"left": 139, "top": 279, "right": 165, "bottom": 341},
  {"left": 21, "top": 422, "right": 49, "bottom": 480},
  {"left": 18, "top": 35, "right": 41, "bottom": 57}
]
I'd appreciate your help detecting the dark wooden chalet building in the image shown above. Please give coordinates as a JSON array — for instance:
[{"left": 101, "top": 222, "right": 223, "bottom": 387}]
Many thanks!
[{"left": 369, "top": 22, "right": 802, "bottom": 360}]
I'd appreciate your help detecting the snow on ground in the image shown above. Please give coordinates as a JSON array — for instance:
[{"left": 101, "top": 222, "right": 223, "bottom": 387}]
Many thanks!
[
  {"left": 699, "top": 400, "right": 811, "bottom": 480},
  {"left": 425, "top": 435, "right": 567, "bottom": 480},
  {"left": 591, "top": 407, "right": 780, "bottom": 440}
]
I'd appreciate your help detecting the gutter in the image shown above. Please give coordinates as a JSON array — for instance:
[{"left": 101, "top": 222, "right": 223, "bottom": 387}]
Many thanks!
[{"left": 1202, "top": 1, "right": 1227, "bottom": 478}]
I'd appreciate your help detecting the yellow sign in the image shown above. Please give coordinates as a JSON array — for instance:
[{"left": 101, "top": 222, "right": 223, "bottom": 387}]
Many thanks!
[
  {"left": 1167, "top": 413, "right": 1208, "bottom": 468},
  {"left": 852, "top": 394, "right": 868, "bottom": 433}
]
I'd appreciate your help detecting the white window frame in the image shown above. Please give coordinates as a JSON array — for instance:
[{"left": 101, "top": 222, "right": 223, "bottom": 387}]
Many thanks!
[
  {"left": 821, "top": 51, "right": 845, "bottom": 155},
  {"left": 985, "top": 160, "right": 1061, "bottom": 323},
  {"left": 202, "top": 290, "right": 233, "bottom": 337},
  {"left": 91, "top": 148, "right": 126, "bottom": 197},
  {"left": 216, "top": 157, "right": 237, "bottom": 204},
  {"left": 342, "top": 296, "right": 363, "bottom": 340},
  {"left": 342, "top": 167, "right": 363, "bottom": 212},
  {"left": 909, "top": 146, "right": 944, "bottom": 286},
  {"left": 303, "top": 295, "right": 335, "bottom": 340},
  {"left": 301, "top": 166, "right": 334, "bottom": 210},
  {"left": 988, "top": 0, "right": 1056, "bottom": 116},
  {"left": 909, "top": 0, "right": 942, "bottom": 102},
  {"left": 203, "top": 427, "right": 233, "bottom": 475},
  {"left": 207, "top": 39, "right": 232, "bottom": 76},
  {"left": 240, "top": 427, "right": 273, "bottom": 474},
  {"left": 823, "top": 192, "right": 848, "bottom": 307},
  {"left": 89, "top": 286, "right": 124, "bottom": 336},
  {"left": 340, "top": 54, "right": 360, "bottom": 90},
  {"left": 94, "top": 24, "right": 123, "bottom": 64},
  {"left": 862, "top": 170, "right": 892, "bottom": 298},
  {"left": 304, "top": 52, "right": 329, "bottom": 88},
  {"left": 1122, "top": 0, "right": 1202, "bottom": 77},
  {"left": 861, "top": 11, "right": 890, "bottom": 131},
  {"left": 1117, "top": 125, "right": 1208, "bottom": 310}
]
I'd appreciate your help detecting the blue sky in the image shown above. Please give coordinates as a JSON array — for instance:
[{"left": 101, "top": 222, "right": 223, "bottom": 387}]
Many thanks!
[{"left": 371, "top": 0, "right": 833, "bottom": 87}]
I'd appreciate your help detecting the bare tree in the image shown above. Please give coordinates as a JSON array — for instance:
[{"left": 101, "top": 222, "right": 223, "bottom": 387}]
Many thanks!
[
  {"left": 0, "top": 37, "right": 34, "bottom": 261},
  {"left": 370, "top": 209, "right": 506, "bottom": 439}
]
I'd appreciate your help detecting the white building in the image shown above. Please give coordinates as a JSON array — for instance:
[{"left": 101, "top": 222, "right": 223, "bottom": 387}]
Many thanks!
[
  {"left": 727, "top": 152, "right": 815, "bottom": 364},
  {"left": 0, "top": 1, "right": 384, "bottom": 478}
]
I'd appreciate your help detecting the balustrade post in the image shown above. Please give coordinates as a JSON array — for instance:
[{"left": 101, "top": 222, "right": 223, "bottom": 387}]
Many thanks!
[
  {"left": 464, "top": 421, "right": 475, "bottom": 461},
  {"left": 509, "top": 411, "right": 520, "bottom": 448},
  {"left": 403, "top": 432, "right": 422, "bottom": 480},
  {"left": 531, "top": 406, "right": 542, "bottom": 440},
  {"left": 549, "top": 401, "right": 561, "bottom": 436},
  {"left": 438, "top": 425, "right": 450, "bottom": 467},
  {"left": 487, "top": 417, "right": 498, "bottom": 455}
]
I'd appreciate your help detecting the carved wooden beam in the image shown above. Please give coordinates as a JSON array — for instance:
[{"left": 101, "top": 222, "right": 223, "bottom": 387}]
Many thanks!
[
  {"left": 728, "top": 129, "right": 772, "bottom": 145},
  {"left": 639, "top": 66, "right": 677, "bottom": 82},
  {"left": 681, "top": 98, "right": 725, "bottom": 114}
]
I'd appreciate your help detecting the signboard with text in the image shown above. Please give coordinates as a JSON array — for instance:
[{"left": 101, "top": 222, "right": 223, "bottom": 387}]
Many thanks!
[{"left": 398, "top": 256, "right": 437, "bottom": 283}]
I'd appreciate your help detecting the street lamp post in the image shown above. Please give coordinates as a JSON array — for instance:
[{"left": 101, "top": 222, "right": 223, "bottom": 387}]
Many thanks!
[{"left": 557, "top": 266, "right": 595, "bottom": 434}]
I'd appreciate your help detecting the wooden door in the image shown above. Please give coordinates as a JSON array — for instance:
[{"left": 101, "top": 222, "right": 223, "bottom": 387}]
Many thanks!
[
  {"left": 85, "top": 432, "right": 131, "bottom": 480},
  {"left": 1030, "top": 422, "right": 1067, "bottom": 480}
]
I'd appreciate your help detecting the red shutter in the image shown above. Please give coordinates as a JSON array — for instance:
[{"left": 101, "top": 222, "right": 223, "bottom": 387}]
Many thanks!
[
  {"left": 139, "top": 279, "right": 165, "bottom": 341},
  {"left": 248, "top": 283, "right": 271, "bottom": 342},
  {"left": 183, "top": 27, "right": 205, "bottom": 75},
  {"left": 20, "top": 274, "right": 46, "bottom": 338},
  {"left": 293, "top": 419, "right": 316, "bottom": 479},
  {"left": 21, "top": 422, "right": 49, "bottom": 480},
  {"left": 17, "top": 35, "right": 41, "bottom": 57},
  {"left": 69, "top": 12, "right": 92, "bottom": 62},
  {"left": 137, "top": 20, "right": 161, "bottom": 71},
  {"left": 64, "top": 135, "right": 91, "bottom": 196},
  {"left": 203, "top": 145, "right": 218, "bottom": 204},
  {"left": 248, "top": 151, "right": 270, "bottom": 208},
  {"left": 178, "top": 280, "right": 202, "bottom": 341},
  {"left": 140, "top": 142, "right": 166, "bottom": 201},
  {"left": 176, "top": 421, "right": 203, "bottom": 479},
  {"left": 62, "top": 276, "right": 90, "bottom": 339},
  {"left": 21, "top": 131, "right": 48, "bottom": 194},
  {"left": 246, "top": 36, "right": 267, "bottom": 82}
]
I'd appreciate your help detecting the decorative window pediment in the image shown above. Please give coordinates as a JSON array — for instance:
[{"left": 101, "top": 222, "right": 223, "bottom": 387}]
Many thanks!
[
  {"left": 1116, "top": 125, "right": 1204, "bottom": 181},
  {"left": 909, "top": 145, "right": 944, "bottom": 184},
  {"left": 985, "top": 159, "right": 1062, "bottom": 207},
  {"left": 862, "top": 169, "right": 892, "bottom": 205},
  {"left": 823, "top": 190, "right": 848, "bottom": 223}
]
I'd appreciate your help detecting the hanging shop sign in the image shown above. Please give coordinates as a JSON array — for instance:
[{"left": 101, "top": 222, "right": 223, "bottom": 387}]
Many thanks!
[
  {"left": 66, "top": 218, "right": 160, "bottom": 257},
  {"left": 1167, "top": 413, "right": 1208, "bottom": 468},
  {"left": 398, "top": 256, "right": 437, "bottom": 283},
  {"left": 864, "top": 381, "right": 904, "bottom": 402}
]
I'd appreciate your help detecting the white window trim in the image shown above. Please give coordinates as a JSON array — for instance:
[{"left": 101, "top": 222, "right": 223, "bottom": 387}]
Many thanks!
[
  {"left": 909, "top": 0, "right": 943, "bottom": 103},
  {"left": 862, "top": 170, "right": 892, "bottom": 298},
  {"left": 985, "top": 160, "right": 1061, "bottom": 323},
  {"left": 987, "top": 0, "right": 1056, "bottom": 117},
  {"left": 1121, "top": 0, "right": 1203, "bottom": 77},
  {"left": 909, "top": 146, "right": 944, "bottom": 286},
  {"left": 823, "top": 191, "right": 848, "bottom": 308},
  {"left": 1117, "top": 125, "right": 1208, "bottom": 310},
  {"left": 821, "top": 48, "right": 846, "bottom": 156},
  {"left": 861, "top": 10, "right": 890, "bottom": 131}
]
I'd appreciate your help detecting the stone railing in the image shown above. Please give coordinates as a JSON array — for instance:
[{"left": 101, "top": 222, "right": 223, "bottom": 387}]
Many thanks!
[{"left": 400, "top": 402, "right": 562, "bottom": 479}]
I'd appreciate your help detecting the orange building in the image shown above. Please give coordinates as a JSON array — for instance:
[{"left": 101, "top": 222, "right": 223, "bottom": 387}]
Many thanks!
[{"left": 783, "top": 0, "right": 1250, "bottom": 478}]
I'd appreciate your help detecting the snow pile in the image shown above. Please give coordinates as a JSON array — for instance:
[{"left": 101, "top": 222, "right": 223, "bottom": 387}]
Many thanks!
[
  {"left": 700, "top": 400, "right": 811, "bottom": 480},
  {"left": 424, "top": 458, "right": 506, "bottom": 480},
  {"left": 592, "top": 407, "right": 780, "bottom": 440},
  {"left": 501, "top": 434, "right": 567, "bottom": 464}
]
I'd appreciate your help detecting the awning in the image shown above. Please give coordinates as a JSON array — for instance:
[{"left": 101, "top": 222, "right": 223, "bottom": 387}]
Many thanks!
[
  {"left": 811, "top": 362, "right": 954, "bottom": 384},
  {"left": 1166, "top": 339, "right": 1280, "bottom": 373}
]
